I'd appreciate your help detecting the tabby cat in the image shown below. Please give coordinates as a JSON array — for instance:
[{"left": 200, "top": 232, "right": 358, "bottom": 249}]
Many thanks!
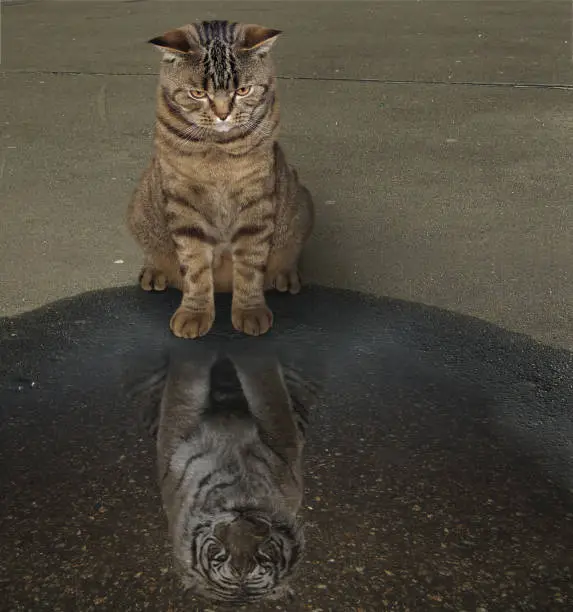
[
  {"left": 132, "top": 345, "right": 314, "bottom": 604},
  {"left": 127, "top": 21, "right": 314, "bottom": 338}
]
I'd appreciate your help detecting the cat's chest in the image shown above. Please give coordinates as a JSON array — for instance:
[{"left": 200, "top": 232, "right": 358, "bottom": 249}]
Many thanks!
[
  {"left": 210, "top": 186, "right": 236, "bottom": 237},
  {"left": 176, "top": 150, "right": 270, "bottom": 200},
  {"left": 180, "top": 149, "right": 259, "bottom": 185},
  {"left": 166, "top": 152, "right": 272, "bottom": 237}
]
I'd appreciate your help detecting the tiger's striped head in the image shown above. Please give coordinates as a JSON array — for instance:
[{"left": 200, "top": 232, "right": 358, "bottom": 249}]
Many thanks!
[
  {"left": 149, "top": 21, "right": 280, "bottom": 137},
  {"left": 176, "top": 510, "right": 303, "bottom": 604}
]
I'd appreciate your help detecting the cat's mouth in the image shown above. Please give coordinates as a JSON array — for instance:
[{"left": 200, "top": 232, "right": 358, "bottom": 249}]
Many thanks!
[{"left": 212, "top": 122, "right": 234, "bottom": 133}]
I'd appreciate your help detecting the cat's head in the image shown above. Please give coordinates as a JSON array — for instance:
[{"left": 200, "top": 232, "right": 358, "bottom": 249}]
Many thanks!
[
  {"left": 149, "top": 20, "right": 281, "bottom": 135},
  {"left": 175, "top": 511, "right": 303, "bottom": 604}
]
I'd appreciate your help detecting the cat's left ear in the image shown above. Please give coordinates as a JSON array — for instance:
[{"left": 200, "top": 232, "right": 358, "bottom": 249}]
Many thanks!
[
  {"left": 148, "top": 28, "right": 200, "bottom": 55},
  {"left": 238, "top": 24, "right": 282, "bottom": 55}
]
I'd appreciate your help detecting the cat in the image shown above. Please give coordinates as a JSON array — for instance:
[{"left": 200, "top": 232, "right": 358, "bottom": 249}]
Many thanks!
[
  {"left": 129, "top": 343, "right": 315, "bottom": 604},
  {"left": 127, "top": 20, "right": 314, "bottom": 338}
]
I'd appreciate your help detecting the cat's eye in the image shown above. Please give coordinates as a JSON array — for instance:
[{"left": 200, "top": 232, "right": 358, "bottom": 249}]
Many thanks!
[
  {"left": 189, "top": 89, "right": 207, "bottom": 100},
  {"left": 235, "top": 86, "right": 252, "bottom": 97}
]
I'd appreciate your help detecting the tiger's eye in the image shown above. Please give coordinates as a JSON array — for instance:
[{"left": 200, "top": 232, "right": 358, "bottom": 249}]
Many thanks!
[
  {"left": 235, "top": 86, "right": 252, "bottom": 97},
  {"left": 189, "top": 89, "right": 207, "bottom": 99}
]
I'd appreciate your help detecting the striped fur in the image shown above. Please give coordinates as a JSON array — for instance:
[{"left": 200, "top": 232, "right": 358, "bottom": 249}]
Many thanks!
[
  {"left": 127, "top": 21, "right": 314, "bottom": 339},
  {"left": 132, "top": 348, "right": 315, "bottom": 603}
]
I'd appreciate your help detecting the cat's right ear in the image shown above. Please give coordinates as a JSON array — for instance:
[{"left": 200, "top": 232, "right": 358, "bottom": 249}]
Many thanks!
[
  {"left": 238, "top": 24, "right": 282, "bottom": 56},
  {"left": 148, "top": 29, "right": 200, "bottom": 56}
]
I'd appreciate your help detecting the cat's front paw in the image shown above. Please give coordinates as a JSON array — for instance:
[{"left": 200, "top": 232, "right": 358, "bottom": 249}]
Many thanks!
[
  {"left": 170, "top": 307, "right": 214, "bottom": 339},
  {"left": 232, "top": 305, "right": 273, "bottom": 336},
  {"left": 139, "top": 266, "right": 167, "bottom": 292},
  {"left": 272, "top": 270, "right": 301, "bottom": 295}
]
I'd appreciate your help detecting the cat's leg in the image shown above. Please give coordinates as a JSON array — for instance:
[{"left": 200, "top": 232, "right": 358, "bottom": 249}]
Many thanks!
[
  {"left": 128, "top": 163, "right": 181, "bottom": 291},
  {"left": 139, "top": 252, "right": 183, "bottom": 292},
  {"left": 139, "top": 255, "right": 168, "bottom": 292},
  {"left": 169, "top": 229, "right": 216, "bottom": 339},
  {"left": 265, "top": 247, "right": 303, "bottom": 295},
  {"left": 230, "top": 198, "right": 275, "bottom": 336},
  {"left": 266, "top": 183, "right": 314, "bottom": 295},
  {"left": 170, "top": 215, "right": 217, "bottom": 338}
]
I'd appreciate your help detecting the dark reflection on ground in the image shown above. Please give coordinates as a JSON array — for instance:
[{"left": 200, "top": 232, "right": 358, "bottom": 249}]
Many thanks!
[
  {"left": 127, "top": 340, "right": 316, "bottom": 605},
  {"left": 0, "top": 286, "right": 572, "bottom": 610}
]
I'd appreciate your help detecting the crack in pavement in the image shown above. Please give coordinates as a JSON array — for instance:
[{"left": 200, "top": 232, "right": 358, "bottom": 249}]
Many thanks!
[{"left": 2, "top": 69, "right": 573, "bottom": 90}]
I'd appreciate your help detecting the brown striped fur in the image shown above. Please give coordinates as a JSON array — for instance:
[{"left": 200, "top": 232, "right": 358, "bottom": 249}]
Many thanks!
[{"left": 127, "top": 21, "right": 314, "bottom": 338}]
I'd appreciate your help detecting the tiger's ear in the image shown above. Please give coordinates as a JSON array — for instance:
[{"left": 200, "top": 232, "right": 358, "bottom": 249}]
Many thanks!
[
  {"left": 214, "top": 523, "right": 229, "bottom": 541},
  {"left": 239, "top": 24, "right": 282, "bottom": 55},
  {"left": 125, "top": 363, "right": 169, "bottom": 440},
  {"left": 148, "top": 28, "right": 200, "bottom": 55}
]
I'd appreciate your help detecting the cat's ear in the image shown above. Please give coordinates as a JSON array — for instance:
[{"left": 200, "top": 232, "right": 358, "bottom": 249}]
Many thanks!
[
  {"left": 238, "top": 24, "right": 282, "bottom": 55},
  {"left": 148, "top": 28, "right": 200, "bottom": 55}
]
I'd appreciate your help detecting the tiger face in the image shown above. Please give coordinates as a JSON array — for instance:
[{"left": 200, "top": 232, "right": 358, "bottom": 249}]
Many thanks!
[{"left": 175, "top": 513, "right": 303, "bottom": 603}]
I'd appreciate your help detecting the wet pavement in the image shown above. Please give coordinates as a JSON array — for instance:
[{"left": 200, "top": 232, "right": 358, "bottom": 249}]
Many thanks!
[{"left": 1, "top": 286, "right": 572, "bottom": 610}]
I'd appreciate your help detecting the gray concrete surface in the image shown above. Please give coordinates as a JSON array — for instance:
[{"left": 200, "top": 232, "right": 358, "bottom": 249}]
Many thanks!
[
  {"left": 1, "top": 1, "right": 571, "bottom": 349},
  {"left": 3, "top": 1, "right": 572, "bottom": 84}
]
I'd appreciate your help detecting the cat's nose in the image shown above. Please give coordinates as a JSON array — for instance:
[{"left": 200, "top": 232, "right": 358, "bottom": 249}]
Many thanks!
[
  {"left": 215, "top": 110, "right": 230, "bottom": 121},
  {"left": 212, "top": 97, "right": 231, "bottom": 121}
]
